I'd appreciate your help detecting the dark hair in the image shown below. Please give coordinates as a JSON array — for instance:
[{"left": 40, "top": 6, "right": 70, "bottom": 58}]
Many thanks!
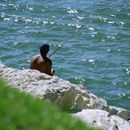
[{"left": 40, "top": 44, "right": 49, "bottom": 57}]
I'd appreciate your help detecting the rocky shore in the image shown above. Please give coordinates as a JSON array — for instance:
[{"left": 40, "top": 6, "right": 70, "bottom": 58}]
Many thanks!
[{"left": 0, "top": 61, "right": 130, "bottom": 130}]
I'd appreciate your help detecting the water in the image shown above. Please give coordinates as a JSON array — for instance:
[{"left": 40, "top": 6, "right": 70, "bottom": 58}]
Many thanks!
[{"left": 0, "top": 0, "right": 130, "bottom": 114}]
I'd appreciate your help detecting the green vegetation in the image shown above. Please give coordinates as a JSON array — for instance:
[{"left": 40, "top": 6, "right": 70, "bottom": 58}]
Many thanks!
[{"left": 0, "top": 79, "right": 101, "bottom": 130}]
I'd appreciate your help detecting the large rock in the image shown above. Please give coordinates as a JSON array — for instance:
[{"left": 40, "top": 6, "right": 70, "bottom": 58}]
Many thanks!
[
  {"left": 73, "top": 109, "right": 130, "bottom": 130},
  {"left": 0, "top": 61, "right": 130, "bottom": 130},
  {"left": 0, "top": 61, "right": 107, "bottom": 111},
  {"left": 105, "top": 106, "right": 129, "bottom": 120}
]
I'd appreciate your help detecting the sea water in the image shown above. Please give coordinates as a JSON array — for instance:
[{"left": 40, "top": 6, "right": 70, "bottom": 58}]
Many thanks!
[{"left": 0, "top": 0, "right": 130, "bottom": 114}]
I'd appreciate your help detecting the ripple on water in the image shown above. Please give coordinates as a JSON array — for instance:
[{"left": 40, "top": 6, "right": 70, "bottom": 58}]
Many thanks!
[{"left": 67, "top": 7, "right": 79, "bottom": 14}]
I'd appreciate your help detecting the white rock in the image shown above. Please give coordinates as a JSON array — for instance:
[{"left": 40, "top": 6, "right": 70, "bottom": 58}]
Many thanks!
[
  {"left": 0, "top": 61, "right": 107, "bottom": 111},
  {"left": 73, "top": 109, "right": 130, "bottom": 130},
  {"left": 105, "top": 106, "right": 129, "bottom": 120},
  {"left": 1, "top": 61, "right": 129, "bottom": 129}
]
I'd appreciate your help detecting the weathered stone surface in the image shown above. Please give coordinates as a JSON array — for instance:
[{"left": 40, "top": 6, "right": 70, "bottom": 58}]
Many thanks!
[
  {"left": 0, "top": 61, "right": 130, "bottom": 130},
  {"left": 0, "top": 61, "right": 107, "bottom": 111},
  {"left": 73, "top": 109, "right": 130, "bottom": 130},
  {"left": 105, "top": 106, "right": 129, "bottom": 120}
]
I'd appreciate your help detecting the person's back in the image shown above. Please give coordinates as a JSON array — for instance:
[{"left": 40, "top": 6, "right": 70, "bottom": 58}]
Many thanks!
[{"left": 30, "top": 44, "right": 54, "bottom": 76}]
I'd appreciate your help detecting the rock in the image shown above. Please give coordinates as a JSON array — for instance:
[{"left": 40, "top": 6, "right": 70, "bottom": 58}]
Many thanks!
[
  {"left": 0, "top": 61, "right": 107, "bottom": 111},
  {"left": 73, "top": 109, "right": 130, "bottom": 130},
  {"left": 0, "top": 61, "right": 130, "bottom": 130},
  {"left": 105, "top": 106, "right": 129, "bottom": 120}
]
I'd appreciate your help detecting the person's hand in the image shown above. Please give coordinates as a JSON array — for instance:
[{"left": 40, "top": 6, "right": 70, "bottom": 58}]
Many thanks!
[{"left": 51, "top": 69, "right": 55, "bottom": 75}]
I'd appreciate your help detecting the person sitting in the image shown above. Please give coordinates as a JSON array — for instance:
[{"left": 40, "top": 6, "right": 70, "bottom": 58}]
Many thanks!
[{"left": 30, "top": 44, "right": 54, "bottom": 76}]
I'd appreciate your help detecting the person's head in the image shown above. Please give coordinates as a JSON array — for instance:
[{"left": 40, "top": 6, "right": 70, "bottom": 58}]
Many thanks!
[{"left": 40, "top": 44, "right": 49, "bottom": 57}]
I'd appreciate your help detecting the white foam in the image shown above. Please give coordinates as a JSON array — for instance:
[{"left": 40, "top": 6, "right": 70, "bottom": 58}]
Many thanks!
[{"left": 67, "top": 8, "right": 78, "bottom": 14}]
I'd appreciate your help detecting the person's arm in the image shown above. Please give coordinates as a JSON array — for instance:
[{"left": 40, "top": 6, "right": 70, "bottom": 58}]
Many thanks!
[
  {"left": 45, "top": 60, "right": 54, "bottom": 76},
  {"left": 30, "top": 55, "right": 40, "bottom": 69},
  {"left": 51, "top": 69, "right": 55, "bottom": 75}
]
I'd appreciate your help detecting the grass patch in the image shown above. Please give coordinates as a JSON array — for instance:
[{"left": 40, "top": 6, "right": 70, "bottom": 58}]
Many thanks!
[{"left": 0, "top": 79, "right": 101, "bottom": 130}]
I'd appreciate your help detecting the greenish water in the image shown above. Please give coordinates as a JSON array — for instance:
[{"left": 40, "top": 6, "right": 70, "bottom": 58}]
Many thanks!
[{"left": 0, "top": 0, "right": 130, "bottom": 115}]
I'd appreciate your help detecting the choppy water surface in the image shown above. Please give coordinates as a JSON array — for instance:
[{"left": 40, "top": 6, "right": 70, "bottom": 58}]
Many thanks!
[{"left": 0, "top": 0, "right": 130, "bottom": 114}]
